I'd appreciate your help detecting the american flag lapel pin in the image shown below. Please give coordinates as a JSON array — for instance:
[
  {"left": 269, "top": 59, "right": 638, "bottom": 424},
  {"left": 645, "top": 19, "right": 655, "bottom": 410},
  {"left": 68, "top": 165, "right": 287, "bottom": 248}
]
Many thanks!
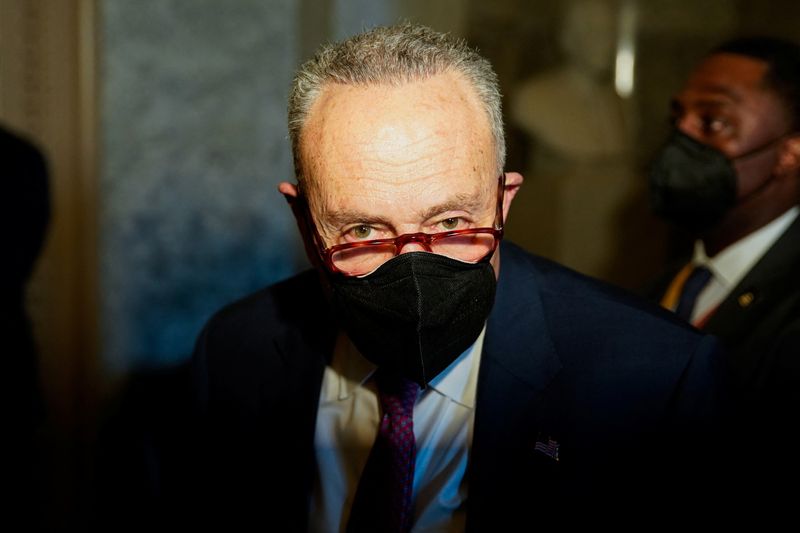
[{"left": 534, "top": 433, "right": 560, "bottom": 462}]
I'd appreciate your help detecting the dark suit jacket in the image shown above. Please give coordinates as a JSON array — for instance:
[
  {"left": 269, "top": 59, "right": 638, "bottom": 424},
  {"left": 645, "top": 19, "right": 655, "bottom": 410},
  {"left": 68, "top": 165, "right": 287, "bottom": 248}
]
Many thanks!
[
  {"left": 1, "top": 126, "right": 49, "bottom": 424},
  {"left": 649, "top": 215, "right": 800, "bottom": 505},
  {"left": 1, "top": 126, "right": 49, "bottom": 522},
  {"left": 188, "top": 242, "right": 727, "bottom": 530},
  {"left": 649, "top": 215, "right": 800, "bottom": 412}
]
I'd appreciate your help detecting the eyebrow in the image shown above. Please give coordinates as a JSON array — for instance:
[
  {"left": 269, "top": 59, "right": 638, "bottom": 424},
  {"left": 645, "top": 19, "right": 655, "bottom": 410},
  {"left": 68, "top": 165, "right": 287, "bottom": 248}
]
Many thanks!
[
  {"left": 321, "top": 210, "right": 393, "bottom": 229},
  {"left": 702, "top": 84, "right": 743, "bottom": 103},
  {"left": 677, "top": 84, "right": 745, "bottom": 108},
  {"left": 417, "top": 192, "right": 486, "bottom": 221},
  {"left": 321, "top": 190, "right": 487, "bottom": 229},
  {"left": 670, "top": 95, "right": 742, "bottom": 121}
]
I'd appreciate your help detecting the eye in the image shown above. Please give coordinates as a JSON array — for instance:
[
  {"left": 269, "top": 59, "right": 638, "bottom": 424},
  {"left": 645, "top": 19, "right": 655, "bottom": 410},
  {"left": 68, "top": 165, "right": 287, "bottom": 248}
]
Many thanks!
[
  {"left": 348, "top": 225, "right": 373, "bottom": 240},
  {"left": 700, "top": 115, "right": 731, "bottom": 136},
  {"left": 440, "top": 217, "right": 460, "bottom": 231}
]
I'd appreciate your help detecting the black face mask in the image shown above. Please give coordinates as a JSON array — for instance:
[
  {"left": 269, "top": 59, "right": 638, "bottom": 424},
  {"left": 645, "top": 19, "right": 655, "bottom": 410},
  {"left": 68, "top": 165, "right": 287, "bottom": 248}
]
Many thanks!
[
  {"left": 327, "top": 251, "right": 497, "bottom": 386},
  {"left": 648, "top": 130, "right": 784, "bottom": 231},
  {"left": 648, "top": 131, "right": 738, "bottom": 231}
]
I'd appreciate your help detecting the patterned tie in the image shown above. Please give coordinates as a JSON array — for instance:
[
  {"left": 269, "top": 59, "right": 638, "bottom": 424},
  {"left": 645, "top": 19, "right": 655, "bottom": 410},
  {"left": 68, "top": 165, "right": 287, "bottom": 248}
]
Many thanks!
[
  {"left": 675, "top": 265, "right": 712, "bottom": 321},
  {"left": 346, "top": 371, "right": 419, "bottom": 533}
]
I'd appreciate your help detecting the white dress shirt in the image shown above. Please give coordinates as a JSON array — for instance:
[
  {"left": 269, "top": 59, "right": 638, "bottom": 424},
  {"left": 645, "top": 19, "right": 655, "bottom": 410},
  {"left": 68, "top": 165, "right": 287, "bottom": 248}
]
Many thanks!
[
  {"left": 308, "top": 327, "right": 486, "bottom": 533},
  {"left": 689, "top": 206, "right": 799, "bottom": 324}
]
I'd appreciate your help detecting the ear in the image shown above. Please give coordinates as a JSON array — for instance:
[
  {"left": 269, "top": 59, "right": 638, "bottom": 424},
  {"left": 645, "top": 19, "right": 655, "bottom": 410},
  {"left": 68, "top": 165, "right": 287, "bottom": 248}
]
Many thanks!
[
  {"left": 776, "top": 136, "right": 800, "bottom": 177},
  {"left": 278, "top": 181, "right": 304, "bottom": 227},
  {"left": 501, "top": 172, "right": 524, "bottom": 223},
  {"left": 278, "top": 180, "right": 299, "bottom": 202}
]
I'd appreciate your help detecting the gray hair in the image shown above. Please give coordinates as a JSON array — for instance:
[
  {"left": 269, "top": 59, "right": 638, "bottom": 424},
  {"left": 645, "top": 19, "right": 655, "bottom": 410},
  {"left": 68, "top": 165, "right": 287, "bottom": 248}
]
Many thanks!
[{"left": 288, "top": 23, "right": 506, "bottom": 181}]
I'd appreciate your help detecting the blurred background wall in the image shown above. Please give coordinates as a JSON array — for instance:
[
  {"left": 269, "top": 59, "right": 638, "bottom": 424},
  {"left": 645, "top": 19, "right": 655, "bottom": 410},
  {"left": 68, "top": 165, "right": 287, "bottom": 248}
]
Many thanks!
[
  {"left": 100, "top": 0, "right": 304, "bottom": 374},
  {"left": 1, "top": 0, "right": 798, "bottom": 526}
]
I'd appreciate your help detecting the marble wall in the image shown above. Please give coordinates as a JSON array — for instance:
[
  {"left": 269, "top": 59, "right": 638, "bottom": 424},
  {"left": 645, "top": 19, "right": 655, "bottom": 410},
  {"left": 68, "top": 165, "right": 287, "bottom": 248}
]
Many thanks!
[
  {"left": 100, "top": 0, "right": 406, "bottom": 374},
  {"left": 101, "top": 1, "right": 298, "bottom": 373}
]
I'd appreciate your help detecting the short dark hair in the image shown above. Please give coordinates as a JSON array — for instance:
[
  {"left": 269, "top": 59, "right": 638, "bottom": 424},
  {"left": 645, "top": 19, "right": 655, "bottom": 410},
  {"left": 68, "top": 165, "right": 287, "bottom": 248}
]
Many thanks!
[{"left": 712, "top": 36, "right": 800, "bottom": 130}]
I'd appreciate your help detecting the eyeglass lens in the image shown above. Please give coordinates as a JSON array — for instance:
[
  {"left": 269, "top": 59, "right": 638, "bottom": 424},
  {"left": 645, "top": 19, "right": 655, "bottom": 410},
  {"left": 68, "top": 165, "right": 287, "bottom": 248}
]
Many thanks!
[{"left": 331, "top": 231, "right": 497, "bottom": 275}]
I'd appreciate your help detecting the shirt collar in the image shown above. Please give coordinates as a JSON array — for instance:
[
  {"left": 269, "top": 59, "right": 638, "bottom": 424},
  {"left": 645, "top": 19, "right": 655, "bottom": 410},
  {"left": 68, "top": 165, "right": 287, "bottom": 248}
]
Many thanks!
[
  {"left": 330, "top": 325, "right": 486, "bottom": 409},
  {"left": 425, "top": 325, "right": 485, "bottom": 409},
  {"left": 330, "top": 332, "right": 376, "bottom": 401},
  {"left": 693, "top": 206, "right": 799, "bottom": 288}
]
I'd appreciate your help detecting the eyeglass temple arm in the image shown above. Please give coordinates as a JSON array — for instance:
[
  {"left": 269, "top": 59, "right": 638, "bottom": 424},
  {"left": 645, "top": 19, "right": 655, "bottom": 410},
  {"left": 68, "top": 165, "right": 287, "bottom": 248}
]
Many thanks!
[{"left": 284, "top": 190, "right": 327, "bottom": 270}]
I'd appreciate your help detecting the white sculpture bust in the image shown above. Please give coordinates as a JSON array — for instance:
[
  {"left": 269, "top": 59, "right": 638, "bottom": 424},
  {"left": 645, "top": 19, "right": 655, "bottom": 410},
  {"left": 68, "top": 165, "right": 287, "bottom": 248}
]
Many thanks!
[{"left": 512, "top": 0, "right": 628, "bottom": 163}]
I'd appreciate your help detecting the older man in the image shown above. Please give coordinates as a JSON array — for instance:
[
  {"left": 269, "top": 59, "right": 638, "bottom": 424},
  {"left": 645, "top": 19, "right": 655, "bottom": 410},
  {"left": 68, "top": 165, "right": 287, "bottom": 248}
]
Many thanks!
[{"left": 190, "top": 24, "right": 725, "bottom": 531}]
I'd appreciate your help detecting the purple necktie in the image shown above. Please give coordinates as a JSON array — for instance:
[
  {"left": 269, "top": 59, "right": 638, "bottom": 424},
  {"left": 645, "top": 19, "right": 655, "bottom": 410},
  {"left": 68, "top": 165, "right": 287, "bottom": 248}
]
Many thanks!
[{"left": 346, "top": 371, "right": 419, "bottom": 533}]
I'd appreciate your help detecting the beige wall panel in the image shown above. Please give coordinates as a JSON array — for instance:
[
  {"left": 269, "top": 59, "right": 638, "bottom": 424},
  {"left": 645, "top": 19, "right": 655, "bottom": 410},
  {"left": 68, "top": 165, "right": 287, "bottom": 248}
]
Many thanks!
[{"left": 0, "top": 0, "right": 97, "bottom": 524}]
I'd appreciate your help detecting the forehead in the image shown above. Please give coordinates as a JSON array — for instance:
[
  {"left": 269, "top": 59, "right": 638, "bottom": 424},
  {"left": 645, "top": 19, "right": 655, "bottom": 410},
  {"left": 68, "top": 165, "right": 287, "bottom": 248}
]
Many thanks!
[
  {"left": 678, "top": 53, "right": 777, "bottom": 110},
  {"left": 298, "top": 71, "right": 496, "bottom": 210}
]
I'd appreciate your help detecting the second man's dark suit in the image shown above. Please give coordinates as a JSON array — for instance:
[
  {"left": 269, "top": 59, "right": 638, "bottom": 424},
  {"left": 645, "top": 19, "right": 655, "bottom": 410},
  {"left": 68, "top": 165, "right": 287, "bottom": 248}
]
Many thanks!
[
  {"left": 186, "top": 242, "right": 728, "bottom": 529},
  {"left": 650, "top": 215, "right": 800, "bottom": 412},
  {"left": 650, "top": 214, "right": 800, "bottom": 511}
]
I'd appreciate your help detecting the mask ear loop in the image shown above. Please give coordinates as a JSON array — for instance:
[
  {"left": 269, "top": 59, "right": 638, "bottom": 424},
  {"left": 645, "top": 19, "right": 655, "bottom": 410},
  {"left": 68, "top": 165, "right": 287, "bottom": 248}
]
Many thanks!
[
  {"left": 284, "top": 184, "right": 327, "bottom": 271},
  {"left": 730, "top": 130, "right": 799, "bottom": 204},
  {"left": 495, "top": 172, "right": 506, "bottom": 231},
  {"left": 285, "top": 186, "right": 346, "bottom": 302},
  {"left": 732, "top": 130, "right": 795, "bottom": 163}
]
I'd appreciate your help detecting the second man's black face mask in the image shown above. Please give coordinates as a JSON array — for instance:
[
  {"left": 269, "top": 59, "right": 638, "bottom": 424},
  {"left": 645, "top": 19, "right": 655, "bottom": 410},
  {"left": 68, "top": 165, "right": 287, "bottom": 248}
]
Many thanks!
[
  {"left": 327, "top": 251, "right": 497, "bottom": 387},
  {"left": 648, "top": 129, "right": 787, "bottom": 231},
  {"left": 648, "top": 130, "right": 738, "bottom": 231}
]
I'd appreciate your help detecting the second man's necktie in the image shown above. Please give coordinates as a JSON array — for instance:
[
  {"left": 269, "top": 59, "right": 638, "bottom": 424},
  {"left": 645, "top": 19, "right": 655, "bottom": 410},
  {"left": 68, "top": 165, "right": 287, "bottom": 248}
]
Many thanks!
[{"left": 675, "top": 265, "right": 712, "bottom": 321}]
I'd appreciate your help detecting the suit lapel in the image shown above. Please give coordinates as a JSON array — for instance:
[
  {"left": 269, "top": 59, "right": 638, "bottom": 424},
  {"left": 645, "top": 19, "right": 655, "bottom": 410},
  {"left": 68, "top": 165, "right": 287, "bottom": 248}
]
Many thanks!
[
  {"left": 260, "top": 274, "right": 336, "bottom": 527},
  {"left": 467, "top": 244, "right": 562, "bottom": 529},
  {"left": 264, "top": 272, "right": 335, "bottom": 433},
  {"left": 704, "top": 215, "right": 800, "bottom": 381}
]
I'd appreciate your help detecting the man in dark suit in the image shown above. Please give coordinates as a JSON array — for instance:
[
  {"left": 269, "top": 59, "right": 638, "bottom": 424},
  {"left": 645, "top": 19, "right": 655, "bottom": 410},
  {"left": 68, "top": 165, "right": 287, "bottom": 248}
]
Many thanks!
[
  {"left": 648, "top": 37, "right": 800, "bottom": 425},
  {"left": 2, "top": 124, "right": 50, "bottom": 524},
  {"left": 189, "top": 24, "right": 727, "bottom": 530},
  {"left": 648, "top": 38, "right": 800, "bottom": 507}
]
